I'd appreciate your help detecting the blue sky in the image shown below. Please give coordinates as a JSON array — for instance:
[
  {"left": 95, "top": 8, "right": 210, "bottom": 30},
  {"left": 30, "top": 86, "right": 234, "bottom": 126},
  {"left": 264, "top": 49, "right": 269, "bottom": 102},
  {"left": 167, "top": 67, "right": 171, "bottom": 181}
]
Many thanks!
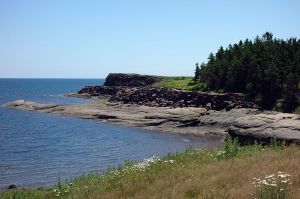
[{"left": 1, "top": 0, "right": 300, "bottom": 78}]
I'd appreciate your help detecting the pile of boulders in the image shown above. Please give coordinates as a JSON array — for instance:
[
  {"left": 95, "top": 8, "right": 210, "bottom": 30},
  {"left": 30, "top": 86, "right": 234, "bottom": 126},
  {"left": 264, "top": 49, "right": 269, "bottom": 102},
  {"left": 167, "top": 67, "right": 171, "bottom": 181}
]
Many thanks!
[
  {"left": 109, "top": 86, "right": 257, "bottom": 110},
  {"left": 78, "top": 86, "right": 120, "bottom": 96},
  {"left": 78, "top": 85, "right": 257, "bottom": 111},
  {"left": 77, "top": 73, "right": 258, "bottom": 111}
]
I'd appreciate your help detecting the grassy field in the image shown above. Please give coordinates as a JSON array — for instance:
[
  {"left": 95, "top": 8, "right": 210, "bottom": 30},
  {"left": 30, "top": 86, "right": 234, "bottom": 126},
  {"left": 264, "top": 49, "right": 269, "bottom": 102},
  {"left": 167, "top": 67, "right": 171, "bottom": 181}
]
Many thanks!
[
  {"left": 153, "top": 76, "right": 208, "bottom": 91},
  {"left": 153, "top": 77, "right": 197, "bottom": 90},
  {"left": 1, "top": 140, "right": 299, "bottom": 199}
]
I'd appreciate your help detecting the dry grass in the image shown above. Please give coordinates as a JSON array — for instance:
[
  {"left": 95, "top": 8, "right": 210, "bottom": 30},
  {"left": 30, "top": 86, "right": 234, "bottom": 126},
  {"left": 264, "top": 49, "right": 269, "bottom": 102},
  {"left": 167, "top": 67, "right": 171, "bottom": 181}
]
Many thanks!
[
  {"left": 91, "top": 147, "right": 300, "bottom": 199},
  {"left": 1, "top": 145, "right": 300, "bottom": 199}
]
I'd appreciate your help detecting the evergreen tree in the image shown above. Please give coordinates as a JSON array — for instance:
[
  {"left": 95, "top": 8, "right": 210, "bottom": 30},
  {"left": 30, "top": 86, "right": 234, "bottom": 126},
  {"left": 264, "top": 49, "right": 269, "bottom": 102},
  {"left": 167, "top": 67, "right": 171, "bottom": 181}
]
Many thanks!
[
  {"left": 193, "top": 63, "right": 201, "bottom": 81},
  {"left": 193, "top": 32, "right": 300, "bottom": 112}
]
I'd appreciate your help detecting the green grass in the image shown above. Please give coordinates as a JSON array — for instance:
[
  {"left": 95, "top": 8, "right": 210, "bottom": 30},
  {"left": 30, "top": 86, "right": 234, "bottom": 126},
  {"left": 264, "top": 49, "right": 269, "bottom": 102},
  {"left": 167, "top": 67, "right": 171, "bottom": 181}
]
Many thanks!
[
  {"left": 152, "top": 76, "right": 207, "bottom": 91},
  {"left": 1, "top": 140, "right": 299, "bottom": 199},
  {"left": 153, "top": 76, "right": 194, "bottom": 89}
]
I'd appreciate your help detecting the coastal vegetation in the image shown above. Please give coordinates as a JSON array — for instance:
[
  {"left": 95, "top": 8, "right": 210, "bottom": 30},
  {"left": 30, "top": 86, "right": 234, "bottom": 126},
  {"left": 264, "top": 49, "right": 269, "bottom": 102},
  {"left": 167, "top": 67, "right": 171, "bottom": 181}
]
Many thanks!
[
  {"left": 152, "top": 76, "right": 207, "bottom": 91},
  {"left": 193, "top": 32, "right": 300, "bottom": 112},
  {"left": 1, "top": 140, "right": 299, "bottom": 199},
  {"left": 152, "top": 76, "right": 194, "bottom": 90}
]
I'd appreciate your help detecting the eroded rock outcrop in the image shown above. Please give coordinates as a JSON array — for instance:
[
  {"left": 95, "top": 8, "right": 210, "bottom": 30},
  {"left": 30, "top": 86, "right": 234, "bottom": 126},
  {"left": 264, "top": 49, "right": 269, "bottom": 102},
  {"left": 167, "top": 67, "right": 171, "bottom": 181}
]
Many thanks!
[
  {"left": 78, "top": 86, "right": 120, "bottom": 96},
  {"left": 104, "top": 73, "right": 163, "bottom": 87},
  {"left": 77, "top": 73, "right": 257, "bottom": 111},
  {"left": 109, "top": 86, "right": 257, "bottom": 110},
  {"left": 78, "top": 85, "right": 257, "bottom": 111},
  {"left": 228, "top": 112, "right": 300, "bottom": 145}
]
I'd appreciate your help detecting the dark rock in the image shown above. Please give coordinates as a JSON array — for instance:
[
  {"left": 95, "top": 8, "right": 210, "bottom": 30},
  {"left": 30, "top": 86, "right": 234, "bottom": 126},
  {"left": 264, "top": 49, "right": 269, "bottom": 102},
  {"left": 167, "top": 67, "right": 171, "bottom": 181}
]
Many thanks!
[
  {"left": 7, "top": 184, "right": 16, "bottom": 189},
  {"left": 78, "top": 84, "right": 257, "bottom": 111},
  {"left": 76, "top": 73, "right": 258, "bottom": 111},
  {"left": 178, "top": 119, "right": 201, "bottom": 127},
  {"left": 104, "top": 73, "right": 163, "bottom": 87},
  {"left": 109, "top": 86, "right": 258, "bottom": 111},
  {"left": 78, "top": 86, "right": 120, "bottom": 96},
  {"left": 93, "top": 114, "right": 117, "bottom": 119}
]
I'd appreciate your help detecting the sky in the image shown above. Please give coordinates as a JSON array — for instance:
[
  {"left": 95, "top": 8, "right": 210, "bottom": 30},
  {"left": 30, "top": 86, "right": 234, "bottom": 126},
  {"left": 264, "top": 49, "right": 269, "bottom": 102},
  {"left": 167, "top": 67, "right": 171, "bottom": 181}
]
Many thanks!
[{"left": 0, "top": 0, "right": 300, "bottom": 78}]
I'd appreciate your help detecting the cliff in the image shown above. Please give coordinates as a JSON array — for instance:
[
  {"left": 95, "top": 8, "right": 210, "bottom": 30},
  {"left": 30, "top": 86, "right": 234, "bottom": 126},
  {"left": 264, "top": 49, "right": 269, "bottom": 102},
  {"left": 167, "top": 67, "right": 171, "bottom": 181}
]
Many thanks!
[
  {"left": 103, "top": 73, "right": 163, "bottom": 87},
  {"left": 78, "top": 73, "right": 257, "bottom": 110}
]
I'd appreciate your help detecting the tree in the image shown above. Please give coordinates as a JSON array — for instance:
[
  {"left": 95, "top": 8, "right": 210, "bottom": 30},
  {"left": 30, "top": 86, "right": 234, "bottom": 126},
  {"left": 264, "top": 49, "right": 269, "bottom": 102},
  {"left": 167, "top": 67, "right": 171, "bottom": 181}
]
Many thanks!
[
  {"left": 193, "top": 32, "right": 300, "bottom": 112},
  {"left": 193, "top": 63, "right": 201, "bottom": 81}
]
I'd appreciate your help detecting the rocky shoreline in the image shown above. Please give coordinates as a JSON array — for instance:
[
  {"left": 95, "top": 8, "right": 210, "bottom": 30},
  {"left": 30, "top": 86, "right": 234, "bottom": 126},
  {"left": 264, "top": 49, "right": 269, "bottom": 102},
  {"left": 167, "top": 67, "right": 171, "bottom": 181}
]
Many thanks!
[
  {"left": 78, "top": 74, "right": 258, "bottom": 111},
  {"left": 5, "top": 73, "right": 300, "bottom": 145},
  {"left": 76, "top": 86, "right": 257, "bottom": 111},
  {"left": 5, "top": 98, "right": 300, "bottom": 145}
]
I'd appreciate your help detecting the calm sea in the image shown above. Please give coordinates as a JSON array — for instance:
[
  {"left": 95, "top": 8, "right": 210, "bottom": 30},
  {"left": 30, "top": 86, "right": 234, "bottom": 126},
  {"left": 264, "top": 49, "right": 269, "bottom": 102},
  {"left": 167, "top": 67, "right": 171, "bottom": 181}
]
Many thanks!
[{"left": 0, "top": 79, "right": 220, "bottom": 189}]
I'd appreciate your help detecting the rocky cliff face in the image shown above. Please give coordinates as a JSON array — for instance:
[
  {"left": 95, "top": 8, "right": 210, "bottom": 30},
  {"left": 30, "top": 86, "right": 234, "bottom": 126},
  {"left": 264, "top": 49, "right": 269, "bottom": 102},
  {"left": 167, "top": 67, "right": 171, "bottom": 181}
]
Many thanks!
[
  {"left": 104, "top": 73, "right": 163, "bottom": 87},
  {"left": 78, "top": 73, "right": 257, "bottom": 111},
  {"left": 78, "top": 86, "right": 120, "bottom": 96},
  {"left": 109, "top": 86, "right": 257, "bottom": 110},
  {"left": 78, "top": 86, "right": 257, "bottom": 111}
]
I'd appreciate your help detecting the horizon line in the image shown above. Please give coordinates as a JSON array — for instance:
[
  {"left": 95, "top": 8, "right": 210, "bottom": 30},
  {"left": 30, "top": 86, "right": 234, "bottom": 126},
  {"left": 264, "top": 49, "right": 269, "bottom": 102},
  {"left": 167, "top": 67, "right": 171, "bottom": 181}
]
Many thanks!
[{"left": 0, "top": 77, "right": 106, "bottom": 79}]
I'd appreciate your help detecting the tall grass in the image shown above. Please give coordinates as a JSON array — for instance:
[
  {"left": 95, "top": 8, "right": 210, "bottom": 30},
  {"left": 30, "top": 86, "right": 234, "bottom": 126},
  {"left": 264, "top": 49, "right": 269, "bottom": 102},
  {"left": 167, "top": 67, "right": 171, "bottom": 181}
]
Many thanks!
[{"left": 1, "top": 140, "right": 299, "bottom": 199}]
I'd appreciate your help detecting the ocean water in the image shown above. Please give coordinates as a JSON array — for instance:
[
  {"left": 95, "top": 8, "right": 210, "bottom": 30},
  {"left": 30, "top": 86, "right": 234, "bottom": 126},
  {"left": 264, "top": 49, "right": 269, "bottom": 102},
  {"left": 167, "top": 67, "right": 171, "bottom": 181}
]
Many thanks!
[{"left": 0, "top": 79, "right": 220, "bottom": 189}]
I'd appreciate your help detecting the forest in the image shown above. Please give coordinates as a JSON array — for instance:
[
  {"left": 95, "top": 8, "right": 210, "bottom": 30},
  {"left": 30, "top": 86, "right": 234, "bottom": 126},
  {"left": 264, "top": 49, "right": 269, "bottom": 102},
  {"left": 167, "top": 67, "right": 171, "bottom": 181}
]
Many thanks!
[{"left": 194, "top": 32, "right": 300, "bottom": 112}]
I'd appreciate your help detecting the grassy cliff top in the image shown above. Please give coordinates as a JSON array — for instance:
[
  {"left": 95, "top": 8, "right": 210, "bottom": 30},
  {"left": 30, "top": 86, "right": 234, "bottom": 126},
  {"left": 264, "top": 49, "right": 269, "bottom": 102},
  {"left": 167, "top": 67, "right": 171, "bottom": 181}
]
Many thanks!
[
  {"left": 153, "top": 76, "right": 208, "bottom": 91},
  {"left": 153, "top": 76, "right": 194, "bottom": 89}
]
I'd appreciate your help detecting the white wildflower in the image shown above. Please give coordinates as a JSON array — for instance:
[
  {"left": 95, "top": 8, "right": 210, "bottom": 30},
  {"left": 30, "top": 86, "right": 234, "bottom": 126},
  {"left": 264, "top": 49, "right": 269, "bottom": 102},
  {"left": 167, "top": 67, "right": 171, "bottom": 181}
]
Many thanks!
[
  {"left": 265, "top": 174, "right": 275, "bottom": 179},
  {"left": 131, "top": 155, "right": 160, "bottom": 171}
]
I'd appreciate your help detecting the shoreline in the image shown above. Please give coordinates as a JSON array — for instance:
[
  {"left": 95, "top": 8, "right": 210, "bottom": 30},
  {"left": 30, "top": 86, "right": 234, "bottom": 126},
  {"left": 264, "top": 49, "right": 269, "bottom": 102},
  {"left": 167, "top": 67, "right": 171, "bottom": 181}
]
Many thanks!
[
  {"left": 5, "top": 94, "right": 300, "bottom": 145},
  {"left": 6, "top": 95, "right": 300, "bottom": 145},
  {"left": 5, "top": 97, "right": 227, "bottom": 138}
]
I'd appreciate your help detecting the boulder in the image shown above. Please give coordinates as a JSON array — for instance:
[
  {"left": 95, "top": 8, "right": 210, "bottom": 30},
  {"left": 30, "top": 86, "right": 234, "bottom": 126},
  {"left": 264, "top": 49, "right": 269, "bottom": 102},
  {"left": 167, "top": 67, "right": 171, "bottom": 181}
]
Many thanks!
[{"left": 7, "top": 184, "right": 16, "bottom": 189}]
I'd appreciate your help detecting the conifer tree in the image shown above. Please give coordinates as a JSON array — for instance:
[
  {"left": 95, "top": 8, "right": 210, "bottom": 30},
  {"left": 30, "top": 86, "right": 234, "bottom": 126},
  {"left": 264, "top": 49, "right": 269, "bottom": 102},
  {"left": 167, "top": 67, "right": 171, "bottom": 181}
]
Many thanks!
[{"left": 193, "top": 32, "right": 300, "bottom": 112}]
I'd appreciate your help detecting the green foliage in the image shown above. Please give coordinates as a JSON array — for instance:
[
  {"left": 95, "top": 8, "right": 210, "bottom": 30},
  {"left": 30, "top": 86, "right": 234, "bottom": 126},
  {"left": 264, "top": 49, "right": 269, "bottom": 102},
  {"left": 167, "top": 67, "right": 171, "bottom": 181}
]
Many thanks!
[
  {"left": 194, "top": 32, "right": 300, "bottom": 112},
  {"left": 185, "top": 190, "right": 199, "bottom": 198},
  {"left": 153, "top": 76, "right": 209, "bottom": 91},
  {"left": 269, "top": 138, "right": 285, "bottom": 149},
  {"left": 193, "top": 63, "right": 201, "bottom": 82},
  {"left": 153, "top": 76, "right": 194, "bottom": 90},
  {"left": 224, "top": 138, "right": 240, "bottom": 158}
]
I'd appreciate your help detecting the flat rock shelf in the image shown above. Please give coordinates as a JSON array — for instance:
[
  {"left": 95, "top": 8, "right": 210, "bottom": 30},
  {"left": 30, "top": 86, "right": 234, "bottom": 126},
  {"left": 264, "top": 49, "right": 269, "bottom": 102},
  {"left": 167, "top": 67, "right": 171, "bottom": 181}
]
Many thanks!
[{"left": 6, "top": 97, "right": 300, "bottom": 145}]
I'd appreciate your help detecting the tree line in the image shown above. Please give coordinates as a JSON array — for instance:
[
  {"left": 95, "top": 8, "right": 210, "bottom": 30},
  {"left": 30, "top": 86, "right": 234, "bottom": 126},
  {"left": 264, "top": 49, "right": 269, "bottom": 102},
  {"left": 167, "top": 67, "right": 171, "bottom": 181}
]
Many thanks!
[{"left": 194, "top": 32, "right": 300, "bottom": 112}]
